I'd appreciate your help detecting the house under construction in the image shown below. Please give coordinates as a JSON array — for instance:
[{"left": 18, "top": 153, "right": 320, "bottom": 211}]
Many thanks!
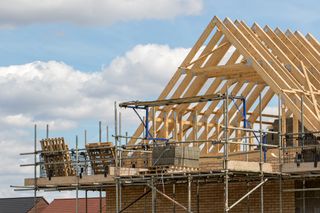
[{"left": 17, "top": 16, "right": 320, "bottom": 213}]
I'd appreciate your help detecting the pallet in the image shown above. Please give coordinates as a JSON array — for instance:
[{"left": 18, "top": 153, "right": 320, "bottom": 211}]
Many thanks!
[
  {"left": 40, "top": 137, "right": 75, "bottom": 177},
  {"left": 86, "top": 142, "right": 115, "bottom": 174}
]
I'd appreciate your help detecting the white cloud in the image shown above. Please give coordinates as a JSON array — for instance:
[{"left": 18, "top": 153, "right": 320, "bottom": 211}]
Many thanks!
[
  {"left": 2, "top": 114, "right": 77, "bottom": 130},
  {"left": 0, "top": 44, "right": 189, "bottom": 124},
  {"left": 0, "top": 0, "right": 203, "bottom": 27},
  {"left": 0, "top": 44, "right": 189, "bottom": 197}
]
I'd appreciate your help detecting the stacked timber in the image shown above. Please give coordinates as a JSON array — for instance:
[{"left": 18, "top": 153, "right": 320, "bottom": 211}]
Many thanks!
[
  {"left": 40, "top": 137, "right": 75, "bottom": 177},
  {"left": 86, "top": 142, "right": 115, "bottom": 175}
]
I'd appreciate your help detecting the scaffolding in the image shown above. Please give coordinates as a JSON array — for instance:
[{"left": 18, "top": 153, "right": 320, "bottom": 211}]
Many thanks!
[
  {"left": 12, "top": 91, "right": 320, "bottom": 213},
  {"left": 13, "top": 16, "right": 320, "bottom": 213}
]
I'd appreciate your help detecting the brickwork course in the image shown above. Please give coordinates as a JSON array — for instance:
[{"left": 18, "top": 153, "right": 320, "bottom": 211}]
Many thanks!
[{"left": 104, "top": 180, "right": 295, "bottom": 213}]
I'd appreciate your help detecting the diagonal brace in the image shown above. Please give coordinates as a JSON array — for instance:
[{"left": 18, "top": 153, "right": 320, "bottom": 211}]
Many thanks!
[
  {"left": 147, "top": 183, "right": 192, "bottom": 213},
  {"left": 119, "top": 189, "right": 151, "bottom": 213},
  {"left": 227, "top": 178, "right": 268, "bottom": 212}
]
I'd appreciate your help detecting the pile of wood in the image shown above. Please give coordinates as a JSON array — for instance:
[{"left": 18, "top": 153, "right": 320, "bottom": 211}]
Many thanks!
[
  {"left": 40, "top": 137, "right": 75, "bottom": 177},
  {"left": 86, "top": 142, "right": 115, "bottom": 174}
]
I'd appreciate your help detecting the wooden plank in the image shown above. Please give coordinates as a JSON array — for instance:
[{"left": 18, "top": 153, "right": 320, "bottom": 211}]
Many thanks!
[
  {"left": 128, "top": 19, "right": 219, "bottom": 146},
  {"left": 213, "top": 16, "right": 318, "bottom": 131},
  {"left": 199, "top": 81, "right": 244, "bottom": 153},
  {"left": 126, "top": 17, "right": 320, "bottom": 160},
  {"left": 251, "top": 23, "right": 320, "bottom": 90},
  {"left": 40, "top": 137, "right": 75, "bottom": 177},
  {"left": 277, "top": 29, "right": 320, "bottom": 85},
  {"left": 294, "top": 31, "right": 320, "bottom": 59},
  {"left": 183, "top": 51, "right": 243, "bottom": 152},
  {"left": 305, "top": 33, "right": 320, "bottom": 53},
  {"left": 185, "top": 42, "right": 229, "bottom": 67},
  {"left": 155, "top": 31, "right": 225, "bottom": 140},
  {"left": 156, "top": 37, "right": 232, "bottom": 139},
  {"left": 25, "top": 174, "right": 114, "bottom": 187},
  {"left": 286, "top": 30, "right": 320, "bottom": 73},
  {"left": 183, "top": 51, "right": 242, "bottom": 150},
  {"left": 301, "top": 61, "right": 320, "bottom": 120},
  {"left": 227, "top": 85, "right": 267, "bottom": 152},
  {"left": 293, "top": 113, "right": 299, "bottom": 147},
  {"left": 188, "top": 63, "right": 255, "bottom": 77},
  {"left": 86, "top": 142, "right": 115, "bottom": 175}
]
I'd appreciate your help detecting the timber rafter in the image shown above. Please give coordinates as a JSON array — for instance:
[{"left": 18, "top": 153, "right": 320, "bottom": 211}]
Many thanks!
[{"left": 123, "top": 17, "right": 320, "bottom": 156}]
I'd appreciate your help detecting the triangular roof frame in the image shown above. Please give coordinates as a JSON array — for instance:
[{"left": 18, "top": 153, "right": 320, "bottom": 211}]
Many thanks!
[{"left": 128, "top": 16, "right": 320, "bottom": 155}]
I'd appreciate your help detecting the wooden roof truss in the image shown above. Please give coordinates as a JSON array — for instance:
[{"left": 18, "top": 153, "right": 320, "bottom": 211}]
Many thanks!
[{"left": 126, "top": 17, "right": 320, "bottom": 156}]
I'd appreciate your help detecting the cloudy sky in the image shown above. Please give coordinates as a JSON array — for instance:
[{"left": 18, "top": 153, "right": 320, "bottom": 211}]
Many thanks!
[{"left": 0, "top": 0, "right": 319, "bottom": 200}]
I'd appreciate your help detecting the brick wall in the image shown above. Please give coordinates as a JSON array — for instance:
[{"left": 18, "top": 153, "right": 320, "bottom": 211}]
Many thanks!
[{"left": 105, "top": 180, "right": 295, "bottom": 212}]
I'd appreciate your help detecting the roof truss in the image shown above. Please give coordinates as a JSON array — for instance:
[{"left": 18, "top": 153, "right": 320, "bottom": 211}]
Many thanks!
[{"left": 126, "top": 17, "right": 320, "bottom": 156}]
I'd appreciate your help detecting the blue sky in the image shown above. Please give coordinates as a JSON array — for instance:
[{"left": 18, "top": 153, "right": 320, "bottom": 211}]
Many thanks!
[
  {"left": 0, "top": 0, "right": 319, "bottom": 200},
  {"left": 1, "top": 0, "right": 319, "bottom": 71}
]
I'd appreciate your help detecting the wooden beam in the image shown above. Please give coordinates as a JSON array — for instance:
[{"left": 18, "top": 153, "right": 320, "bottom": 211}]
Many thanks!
[
  {"left": 252, "top": 23, "right": 320, "bottom": 91},
  {"left": 214, "top": 16, "right": 318, "bottom": 130},
  {"left": 186, "top": 63, "right": 255, "bottom": 77},
  {"left": 301, "top": 61, "right": 320, "bottom": 120},
  {"left": 128, "top": 25, "right": 222, "bottom": 145},
  {"left": 305, "top": 33, "right": 320, "bottom": 53}
]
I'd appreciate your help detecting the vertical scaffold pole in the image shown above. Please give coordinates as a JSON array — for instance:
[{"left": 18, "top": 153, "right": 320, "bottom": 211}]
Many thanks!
[
  {"left": 125, "top": 132, "right": 128, "bottom": 145},
  {"left": 119, "top": 112, "right": 122, "bottom": 145},
  {"left": 85, "top": 190, "right": 88, "bottom": 213},
  {"left": 107, "top": 126, "right": 109, "bottom": 142},
  {"left": 301, "top": 95, "right": 305, "bottom": 213},
  {"left": 100, "top": 188, "right": 102, "bottom": 213},
  {"left": 84, "top": 130, "right": 88, "bottom": 175},
  {"left": 224, "top": 85, "right": 229, "bottom": 213},
  {"left": 114, "top": 101, "right": 119, "bottom": 213},
  {"left": 84, "top": 130, "right": 87, "bottom": 145},
  {"left": 302, "top": 178, "right": 306, "bottom": 213},
  {"left": 173, "top": 183, "right": 176, "bottom": 213},
  {"left": 301, "top": 95, "right": 305, "bottom": 147},
  {"left": 76, "top": 135, "right": 79, "bottom": 213},
  {"left": 145, "top": 107, "right": 149, "bottom": 139},
  {"left": 188, "top": 174, "right": 192, "bottom": 212},
  {"left": 243, "top": 98, "right": 248, "bottom": 161},
  {"left": 278, "top": 94, "right": 282, "bottom": 213},
  {"left": 197, "top": 180, "right": 200, "bottom": 213},
  {"left": 151, "top": 176, "right": 156, "bottom": 213},
  {"left": 99, "top": 121, "right": 102, "bottom": 142},
  {"left": 152, "top": 107, "right": 156, "bottom": 139},
  {"left": 46, "top": 124, "right": 49, "bottom": 138},
  {"left": 259, "top": 93, "right": 264, "bottom": 213},
  {"left": 34, "top": 124, "right": 37, "bottom": 213},
  {"left": 119, "top": 111, "right": 122, "bottom": 211}
]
